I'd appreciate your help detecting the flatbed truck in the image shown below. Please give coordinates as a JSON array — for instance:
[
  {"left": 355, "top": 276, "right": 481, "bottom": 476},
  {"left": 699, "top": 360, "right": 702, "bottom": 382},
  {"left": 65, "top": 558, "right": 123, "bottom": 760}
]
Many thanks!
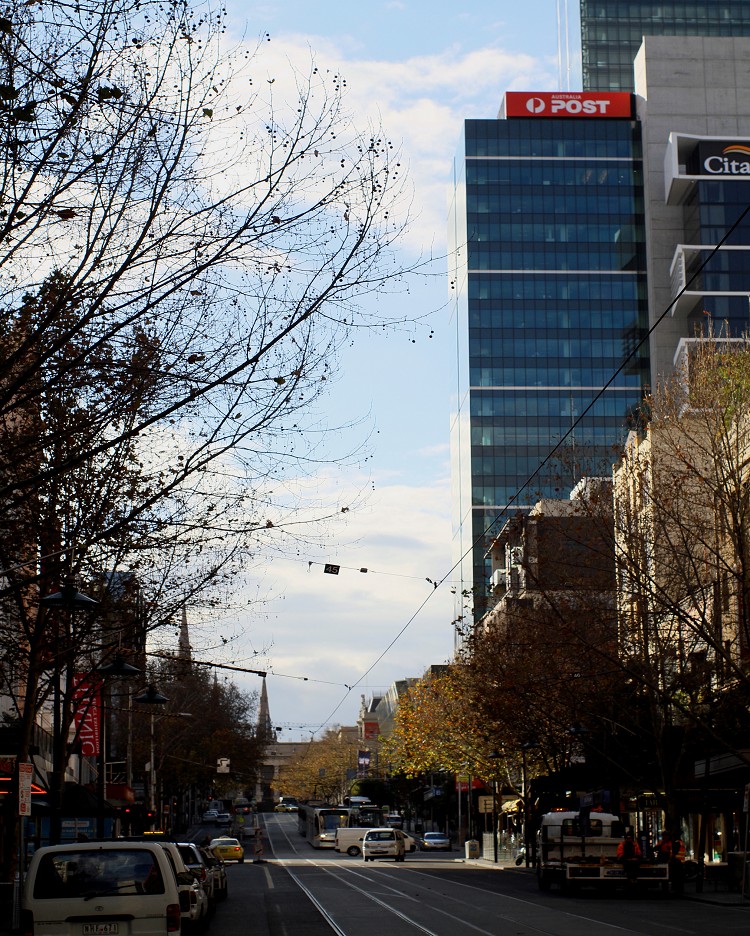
[{"left": 535, "top": 810, "right": 669, "bottom": 892}]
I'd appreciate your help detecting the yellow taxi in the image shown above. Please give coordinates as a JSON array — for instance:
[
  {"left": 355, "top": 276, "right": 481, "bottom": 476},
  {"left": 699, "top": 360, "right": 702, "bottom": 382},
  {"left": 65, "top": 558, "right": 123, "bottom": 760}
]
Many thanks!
[{"left": 209, "top": 836, "right": 244, "bottom": 863}]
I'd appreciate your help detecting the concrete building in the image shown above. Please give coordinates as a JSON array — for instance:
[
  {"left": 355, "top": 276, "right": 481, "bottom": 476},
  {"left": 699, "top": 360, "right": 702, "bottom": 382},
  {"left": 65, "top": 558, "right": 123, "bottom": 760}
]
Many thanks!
[{"left": 634, "top": 36, "right": 750, "bottom": 381}]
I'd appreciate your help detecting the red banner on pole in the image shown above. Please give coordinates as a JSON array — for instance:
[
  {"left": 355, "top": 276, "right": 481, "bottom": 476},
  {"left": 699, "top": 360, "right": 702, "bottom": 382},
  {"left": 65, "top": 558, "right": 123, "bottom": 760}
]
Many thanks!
[{"left": 73, "top": 674, "right": 102, "bottom": 757}]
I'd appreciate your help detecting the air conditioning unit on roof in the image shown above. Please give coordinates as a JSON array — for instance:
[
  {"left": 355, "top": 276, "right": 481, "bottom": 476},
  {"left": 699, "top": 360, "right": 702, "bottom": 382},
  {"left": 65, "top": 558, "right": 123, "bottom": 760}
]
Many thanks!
[{"left": 490, "top": 569, "right": 507, "bottom": 588}]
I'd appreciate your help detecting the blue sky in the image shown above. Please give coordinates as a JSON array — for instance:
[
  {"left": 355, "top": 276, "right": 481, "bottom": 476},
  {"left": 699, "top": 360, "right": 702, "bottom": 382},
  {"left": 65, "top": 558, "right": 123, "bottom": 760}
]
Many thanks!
[{"left": 193, "top": 2, "right": 583, "bottom": 741}]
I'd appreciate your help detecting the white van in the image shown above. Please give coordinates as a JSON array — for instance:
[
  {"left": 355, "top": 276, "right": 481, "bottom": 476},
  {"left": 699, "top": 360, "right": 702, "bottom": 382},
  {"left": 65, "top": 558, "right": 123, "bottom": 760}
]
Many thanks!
[
  {"left": 22, "top": 840, "right": 182, "bottom": 935},
  {"left": 362, "top": 828, "right": 407, "bottom": 862}
]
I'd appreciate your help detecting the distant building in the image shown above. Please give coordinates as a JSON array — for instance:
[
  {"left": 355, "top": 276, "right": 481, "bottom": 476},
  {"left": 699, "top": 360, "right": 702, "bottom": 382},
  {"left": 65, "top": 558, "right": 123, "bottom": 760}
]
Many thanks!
[
  {"left": 580, "top": 0, "right": 750, "bottom": 92},
  {"left": 449, "top": 91, "right": 648, "bottom": 620},
  {"left": 484, "top": 479, "right": 616, "bottom": 637}
]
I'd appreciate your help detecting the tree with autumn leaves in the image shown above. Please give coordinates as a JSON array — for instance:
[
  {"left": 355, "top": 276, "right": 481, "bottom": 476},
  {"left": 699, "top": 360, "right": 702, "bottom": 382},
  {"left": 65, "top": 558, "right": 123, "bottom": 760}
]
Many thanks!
[
  {"left": 276, "top": 730, "right": 363, "bottom": 804},
  {"left": 382, "top": 667, "right": 514, "bottom": 793}
]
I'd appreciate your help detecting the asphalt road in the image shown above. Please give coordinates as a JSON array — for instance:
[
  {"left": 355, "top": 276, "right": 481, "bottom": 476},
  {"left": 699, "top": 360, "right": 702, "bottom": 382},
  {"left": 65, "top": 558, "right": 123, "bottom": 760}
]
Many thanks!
[{"left": 200, "top": 814, "right": 750, "bottom": 936}]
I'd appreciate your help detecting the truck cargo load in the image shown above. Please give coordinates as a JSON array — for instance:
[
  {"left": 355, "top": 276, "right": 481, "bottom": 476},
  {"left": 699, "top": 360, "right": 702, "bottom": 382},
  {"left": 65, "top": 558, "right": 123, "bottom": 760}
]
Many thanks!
[{"left": 535, "top": 810, "right": 669, "bottom": 892}]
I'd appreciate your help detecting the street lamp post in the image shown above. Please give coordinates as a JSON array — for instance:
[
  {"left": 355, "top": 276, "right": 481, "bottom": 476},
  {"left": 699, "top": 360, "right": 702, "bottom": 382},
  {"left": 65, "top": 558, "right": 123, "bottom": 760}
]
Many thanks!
[
  {"left": 95, "top": 655, "right": 141, "bottom": 838},
  {"left": 521, "top": 746, "right": 530, "bottom": 867},
  {"left": 457, "top": 773, "right": 462, "bottom": 848},
  {"left": 488, "top": 749, "right": 502, "bottom": 864},
  {"left": 39, "top": 584, "right": 99, "bottom": 845},
  {"left": 520, "top": 741, "right": 540, "bottom": 868},
  {"left": 134, "top": 685, "right": 169, "bottom": 831}
]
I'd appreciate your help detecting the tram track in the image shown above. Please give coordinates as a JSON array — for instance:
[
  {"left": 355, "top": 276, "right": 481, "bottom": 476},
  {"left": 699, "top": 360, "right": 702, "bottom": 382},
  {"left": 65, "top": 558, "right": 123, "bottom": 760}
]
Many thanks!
[{"left": 262, "top": 813, "right": 662, "bottom": 936}]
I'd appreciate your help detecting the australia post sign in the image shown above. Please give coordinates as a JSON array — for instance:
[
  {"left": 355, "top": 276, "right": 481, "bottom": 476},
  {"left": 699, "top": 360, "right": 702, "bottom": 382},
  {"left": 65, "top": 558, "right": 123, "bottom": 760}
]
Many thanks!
[{"left": 505, "top": 91, "right": 633, "bottom": 119}]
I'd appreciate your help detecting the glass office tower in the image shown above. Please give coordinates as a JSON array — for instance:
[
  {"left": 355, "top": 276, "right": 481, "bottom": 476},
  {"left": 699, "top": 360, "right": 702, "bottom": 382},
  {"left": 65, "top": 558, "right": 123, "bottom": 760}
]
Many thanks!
[
  {"left": 449, "top": 107, "right": 649, "bottom": 617},
  {"left": 581, "top": 0, "right": 750, "bottom": 91}
]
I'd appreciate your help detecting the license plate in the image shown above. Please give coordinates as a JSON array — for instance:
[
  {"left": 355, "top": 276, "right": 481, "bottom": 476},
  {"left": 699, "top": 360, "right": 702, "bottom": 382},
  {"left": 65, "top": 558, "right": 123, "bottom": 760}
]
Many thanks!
[{"left": 82, "top": 924, "right": 119, "bottom": 935}]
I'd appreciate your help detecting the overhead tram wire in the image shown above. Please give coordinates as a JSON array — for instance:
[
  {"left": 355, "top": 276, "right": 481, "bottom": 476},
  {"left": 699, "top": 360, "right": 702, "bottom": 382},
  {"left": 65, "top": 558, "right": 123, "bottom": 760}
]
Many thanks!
[
  {"left": 146, "top": 651, "right": 349, "bottom": 688},
  {"left": 312, "top": 196, "right": 750, "bottom": 734}
]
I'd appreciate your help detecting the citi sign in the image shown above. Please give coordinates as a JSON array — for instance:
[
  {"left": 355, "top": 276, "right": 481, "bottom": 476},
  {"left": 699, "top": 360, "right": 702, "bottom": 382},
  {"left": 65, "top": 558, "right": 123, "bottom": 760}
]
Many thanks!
[
  {"left": 505, "top": 91, "right": 633, "bottom": 119},
  {"left": 701, "top": 144, "right": 750, "bottom": 175}
]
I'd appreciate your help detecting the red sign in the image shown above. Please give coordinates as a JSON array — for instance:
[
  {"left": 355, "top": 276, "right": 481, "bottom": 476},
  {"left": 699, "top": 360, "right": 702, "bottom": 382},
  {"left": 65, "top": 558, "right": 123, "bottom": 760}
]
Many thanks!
[
  {"left": 72, "top": 674, "right": 102, "bottom": 757},
  {"left": 505, "top": 91, "right": 633, "bottom": 119},
  {"left": 455, "top": 776, "right": 486, "bottom": 792}
]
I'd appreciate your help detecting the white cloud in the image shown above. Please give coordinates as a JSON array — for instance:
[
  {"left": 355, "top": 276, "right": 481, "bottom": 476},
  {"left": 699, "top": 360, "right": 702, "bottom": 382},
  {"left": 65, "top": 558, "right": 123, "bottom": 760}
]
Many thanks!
[{"left": 225, "top": 31, "right": 558, "bottom": 254}]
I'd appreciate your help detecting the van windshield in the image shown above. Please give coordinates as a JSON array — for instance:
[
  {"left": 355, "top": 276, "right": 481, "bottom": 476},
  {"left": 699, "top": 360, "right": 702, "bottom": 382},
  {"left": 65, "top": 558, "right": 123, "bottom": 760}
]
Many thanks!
[{"left": 33, "top": 849, "right": 165, "bottom": 899}]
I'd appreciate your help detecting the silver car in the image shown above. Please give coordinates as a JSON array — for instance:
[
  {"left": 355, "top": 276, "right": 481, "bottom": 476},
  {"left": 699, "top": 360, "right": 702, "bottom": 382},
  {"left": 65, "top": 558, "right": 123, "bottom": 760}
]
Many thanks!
[
  {"left": 362, "top": 828, "right": 407, "bottom": 862},
  {"left": 420, "top": 832, "right": 452, "bottom": 851}
]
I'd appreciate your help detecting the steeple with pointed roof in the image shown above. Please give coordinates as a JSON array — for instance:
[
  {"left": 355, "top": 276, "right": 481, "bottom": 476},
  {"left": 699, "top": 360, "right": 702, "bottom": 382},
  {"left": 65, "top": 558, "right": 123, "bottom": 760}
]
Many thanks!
[{"left": 256, "top": 676, "right": 275, "bottom": 743}]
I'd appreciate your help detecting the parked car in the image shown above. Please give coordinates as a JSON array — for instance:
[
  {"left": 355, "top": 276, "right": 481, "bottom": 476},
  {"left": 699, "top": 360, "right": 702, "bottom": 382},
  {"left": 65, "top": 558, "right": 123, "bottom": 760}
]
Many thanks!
[
  {"left": 202, "top": 809, "right": 219, "bottom": 823},
  {"left": 22, "top": 840, "right": 182, "bottom": 935},
  {"left": 209, "top": 836, "right": 245, "bottom": 863},
  {"left": 177, "top": 842, "right": 217, "bottom": 912},
  {"left": 155, "top": 840, "right": 210, "bottom": 933},
  {"left": 362, "top": 828, "right": 407, "bottom": 862},
  {"left": 200, "top": 846, "right": 228, "bottom": 902},
  {"left": 419, "top": 831, "right": 452, "bottom": 851}
]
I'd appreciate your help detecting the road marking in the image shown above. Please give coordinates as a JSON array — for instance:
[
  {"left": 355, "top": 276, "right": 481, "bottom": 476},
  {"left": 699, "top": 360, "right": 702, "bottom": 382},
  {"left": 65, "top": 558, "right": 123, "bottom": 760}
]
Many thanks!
[{"left": 280, "top": 864, "right": 347, "bottom": 936}]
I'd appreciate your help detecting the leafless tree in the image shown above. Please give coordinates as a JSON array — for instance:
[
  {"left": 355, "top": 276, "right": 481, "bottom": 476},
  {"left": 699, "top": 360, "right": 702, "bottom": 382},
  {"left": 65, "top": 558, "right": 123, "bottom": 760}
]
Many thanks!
[{"left": 0, "top": 0, "right": 417, "bottom": 866}]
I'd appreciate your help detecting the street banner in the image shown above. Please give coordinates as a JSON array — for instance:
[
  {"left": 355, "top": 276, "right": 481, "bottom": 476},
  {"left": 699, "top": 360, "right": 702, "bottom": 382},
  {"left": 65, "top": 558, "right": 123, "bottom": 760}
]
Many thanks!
[
  {"left": 72, "top": 674, "right": 102, "bottom": 756},
  {"left": 18, "top": 762, "right": 33, "bottom": 816}
]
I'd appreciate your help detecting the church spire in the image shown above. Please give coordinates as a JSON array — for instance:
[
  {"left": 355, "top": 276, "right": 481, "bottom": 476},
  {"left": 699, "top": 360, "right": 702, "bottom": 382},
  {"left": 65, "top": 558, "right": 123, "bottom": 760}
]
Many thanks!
[
  {"left": 178, "top": 607, "right": 192, "bottom": 662},
  {"left": 257, "top": 676, "right": 275, "bottom": 742}
]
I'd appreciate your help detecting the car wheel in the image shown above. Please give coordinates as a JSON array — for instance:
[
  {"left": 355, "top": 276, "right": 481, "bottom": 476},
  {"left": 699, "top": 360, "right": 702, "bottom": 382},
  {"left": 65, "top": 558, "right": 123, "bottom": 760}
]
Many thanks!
[
  {"left": 238, "top": 858, "right": 244, "bottom": 864},
  {"left": 347, "top": 846, "right": 361, "bottom": 857}
]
